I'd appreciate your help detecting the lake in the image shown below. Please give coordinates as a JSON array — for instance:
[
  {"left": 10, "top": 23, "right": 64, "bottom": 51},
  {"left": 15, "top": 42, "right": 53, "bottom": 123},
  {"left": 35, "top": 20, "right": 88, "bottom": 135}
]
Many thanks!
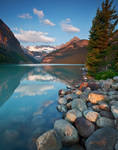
[{"left": 0, "top": 64, "right": 85, "bottom": 150}]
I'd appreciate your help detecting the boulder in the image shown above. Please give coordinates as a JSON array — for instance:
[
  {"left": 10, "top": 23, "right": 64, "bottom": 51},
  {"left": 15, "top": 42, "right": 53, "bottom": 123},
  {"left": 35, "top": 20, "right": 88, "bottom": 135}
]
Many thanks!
[
  {"left": 112, "top": 84, "right": 118, "bottom": 90},
  {"left": 59, "top": 89, "right": 66, "bottom": 97},
  {"left": 63, "top": 144, "right": 85, "bottom": 150},
  {"left": 85, "top": 127, "right": 118, "bottom": 150},
  {"left": 115, "top": 141, "right": 118, "bottom": 150},
  {"left": 36, "top": 130, "right": 62, "bottom": 150},
  {"left": 113, "top": 76, "right": 118, "bottom": 82},
  {"left": 83, "top": 110, "right": 99, "bottom": 122},
  {"left": 98, "top": 102, "right": 109, "bottom": 111},
  {"left": 75, "top": 90, "right": 82, "bottom": 96},
  {"left": 88, "top": 82, "right": 100, "bottom": 91},
  {"left": 79, "top": 82, "right": 88, "bottom": 90},
  {"left": 54, "top": 119, "right": 79, "bottom": 145},
  {"left": 111, "top": 105, "right": 118, "bottom": 119},
  {"left": 75, "top": 117, "right": 95, "bottom": 138},
  {"left": 100, "top": 111, "right": 114, "bottom": 119},
  {"left": 88, "top": 93, "right": 106, "bottom": 104},
  {"left": 71, "top": 98, "right": 87, "bottom": 112},
  {"left": 92, "top": 105, "right": 101, "bottom": 112},
  {"left": 57, "top": 105, "right": 67, "bottom": 113},
  {"left": 96, "top": 117, "right": 114, "bottom": 128},
  {"left": 58, "top": 98, "right": 67, "bottom": 105},
  {"left": 66, "top": 102, "right": 72, "bottom": 110},
  {"left": 65, "top": 109, "right": 82, "bottom": 123},
  {"left": 101, "top": 79, "right": 113, "bottom": 90}
]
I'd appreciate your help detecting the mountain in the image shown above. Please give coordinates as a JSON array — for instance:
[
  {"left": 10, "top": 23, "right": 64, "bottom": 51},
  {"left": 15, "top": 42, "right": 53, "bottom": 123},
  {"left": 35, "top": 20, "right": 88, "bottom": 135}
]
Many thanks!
[
  {"left": 0, "top": 19, "right": 37, "bottom": 64},
  {"left": 24, "top": 45, "right": 56, "bottom": 62},
  {"left": 42, "top": 37, "right": 88, "bottom": 64}
]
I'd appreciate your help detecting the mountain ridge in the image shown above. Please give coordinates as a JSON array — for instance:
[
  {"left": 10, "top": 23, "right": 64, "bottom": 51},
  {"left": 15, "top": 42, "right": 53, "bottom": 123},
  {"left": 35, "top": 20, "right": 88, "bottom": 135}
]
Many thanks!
[
  {"left": 0, "top": 19, "right": 37, "bottom": 64},
  {"left": 42, "top": 37, "right": 88, "bottom": 64}
]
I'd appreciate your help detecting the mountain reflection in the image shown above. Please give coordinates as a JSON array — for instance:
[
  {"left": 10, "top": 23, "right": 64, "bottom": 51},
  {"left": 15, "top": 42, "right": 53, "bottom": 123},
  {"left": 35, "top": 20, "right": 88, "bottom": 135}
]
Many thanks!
[
  {"left": 0, "top": 65, "right": 83, "bottom": 107},
  {"left": 43, "top": 65, "right": 84, "bottom": 86},
  {"left": 0, "top": 66, "right": 32, "bottom": 107}
]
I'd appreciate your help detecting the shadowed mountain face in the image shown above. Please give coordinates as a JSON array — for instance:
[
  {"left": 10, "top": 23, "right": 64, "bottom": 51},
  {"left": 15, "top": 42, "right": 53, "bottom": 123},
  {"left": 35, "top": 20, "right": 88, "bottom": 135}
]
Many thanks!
[
  {"left": 42, "top": 37, "right": 88, "bottom": 64},
  {"left": 0, "top": 66, "right": 32, "bottom": 107},
  {"left": 0, "top": 19, "right": 37, "bottom": 64}
]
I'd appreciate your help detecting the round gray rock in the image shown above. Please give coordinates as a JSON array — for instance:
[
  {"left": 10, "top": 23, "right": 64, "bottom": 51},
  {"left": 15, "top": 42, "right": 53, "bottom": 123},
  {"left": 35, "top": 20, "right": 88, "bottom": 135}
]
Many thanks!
[
  {"left": 85, "top": 127, "right": 118, "bottom": 150},
  {"left": 54, "top": 119, "right": 79, "bottom": 145},
  {"left": 36, "top": 129, "right": 62, "bottom": 150},
  {"left": 65, "top": 109, "right": 82, "bottom": 123},
  {"left": 71, "top": 98, "right": 87, "bottom": 112},
  {"left": 75, "top": 117, "right": 95, "bottom": 138}
]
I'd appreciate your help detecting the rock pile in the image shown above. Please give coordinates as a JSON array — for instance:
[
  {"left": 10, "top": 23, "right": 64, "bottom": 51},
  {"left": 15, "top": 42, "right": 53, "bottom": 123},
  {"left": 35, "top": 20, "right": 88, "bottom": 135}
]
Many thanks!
[{"left": 36, "top": 76, "right": 118, "bottom": 150}]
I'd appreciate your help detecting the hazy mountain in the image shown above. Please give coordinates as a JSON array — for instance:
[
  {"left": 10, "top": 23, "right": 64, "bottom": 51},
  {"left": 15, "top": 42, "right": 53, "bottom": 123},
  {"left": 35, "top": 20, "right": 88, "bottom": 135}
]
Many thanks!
[
  {"left": 0, "top": 19, "right": 37, "bottom": 64},
  {"left": 42, "top": 37, "right": 88, "bottom": 64}
]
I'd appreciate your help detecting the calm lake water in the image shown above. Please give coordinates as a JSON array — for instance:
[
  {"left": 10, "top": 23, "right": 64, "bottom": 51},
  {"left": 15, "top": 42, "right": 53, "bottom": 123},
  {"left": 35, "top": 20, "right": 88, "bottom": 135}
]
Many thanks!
[{"left": 0, "top": 64, "right": 84, "bottom": 150}]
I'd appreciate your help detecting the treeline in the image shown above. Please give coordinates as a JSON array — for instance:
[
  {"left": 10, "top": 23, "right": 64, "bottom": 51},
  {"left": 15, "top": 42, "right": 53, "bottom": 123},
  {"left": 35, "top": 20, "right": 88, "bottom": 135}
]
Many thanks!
[{"left": 87, "top": 0, "right": 118, "bottom": 79}]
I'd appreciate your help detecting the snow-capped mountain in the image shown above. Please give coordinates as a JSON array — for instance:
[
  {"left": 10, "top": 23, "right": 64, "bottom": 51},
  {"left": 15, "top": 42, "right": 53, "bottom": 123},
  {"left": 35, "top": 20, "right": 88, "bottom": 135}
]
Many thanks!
[
  {"left": 26, "top": 45, "right": 56, "bottom": 53},
  {"left": 22, "top": 45, "right": 56, "bottom": 62}
]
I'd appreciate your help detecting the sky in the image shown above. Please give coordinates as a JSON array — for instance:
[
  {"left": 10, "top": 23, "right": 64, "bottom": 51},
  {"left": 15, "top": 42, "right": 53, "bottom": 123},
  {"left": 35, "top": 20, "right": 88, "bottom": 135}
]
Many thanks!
[{"left": 0, "top": 0, "right": 118, "bottom": 47}]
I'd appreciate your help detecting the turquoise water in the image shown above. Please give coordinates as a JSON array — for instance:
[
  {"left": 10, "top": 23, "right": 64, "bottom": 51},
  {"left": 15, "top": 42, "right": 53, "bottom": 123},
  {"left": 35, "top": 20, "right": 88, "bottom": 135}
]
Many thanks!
[{"left": 0, "top": 65, "right": 84, "bottom": 150}]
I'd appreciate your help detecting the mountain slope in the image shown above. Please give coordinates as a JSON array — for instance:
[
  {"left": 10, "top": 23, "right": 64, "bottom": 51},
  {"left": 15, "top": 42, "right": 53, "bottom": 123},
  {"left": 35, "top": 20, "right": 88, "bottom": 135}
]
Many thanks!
[
  {"left": 0, "top": 19, "right": 37, "bottom": 64},
  {"left": 42, "top": 37, "right": 88, "bottom": 64}
]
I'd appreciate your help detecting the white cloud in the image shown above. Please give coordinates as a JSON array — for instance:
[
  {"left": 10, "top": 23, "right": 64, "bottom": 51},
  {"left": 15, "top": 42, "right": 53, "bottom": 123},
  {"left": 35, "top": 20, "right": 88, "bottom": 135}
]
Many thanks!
[
  {"left": 27, "top": 74, "right": 54, "bottom": 81},
  {"left": 18, "top": 13, "right": 32, "bottom": 19},
  {"left": 15, "top": 29, "right": 56, "bottom": 43},
  {"left": 42, "top": 19, "right": 56, "bottom": 26},
  {"left": 15, "top": 84, "right": 54, "bottom": 97},
  {"left": 33, "top": 8, "right": 44, "bottom": 19},
  {"left": 61, "top": 18, "right": 80, "bottom": 33}
]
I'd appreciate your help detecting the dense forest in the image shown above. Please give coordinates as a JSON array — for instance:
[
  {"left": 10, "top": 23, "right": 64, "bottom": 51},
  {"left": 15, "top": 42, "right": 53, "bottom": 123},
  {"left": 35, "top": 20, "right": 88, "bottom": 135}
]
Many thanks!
[{"left": 87, "top": 0, "right": 118, "bottom": 79}]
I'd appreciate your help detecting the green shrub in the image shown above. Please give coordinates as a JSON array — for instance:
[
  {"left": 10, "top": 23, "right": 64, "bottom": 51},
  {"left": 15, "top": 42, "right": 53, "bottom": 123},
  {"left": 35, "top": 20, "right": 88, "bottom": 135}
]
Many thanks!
[{"left": 95, "top": 70, "right": 118, "bottom": 80}]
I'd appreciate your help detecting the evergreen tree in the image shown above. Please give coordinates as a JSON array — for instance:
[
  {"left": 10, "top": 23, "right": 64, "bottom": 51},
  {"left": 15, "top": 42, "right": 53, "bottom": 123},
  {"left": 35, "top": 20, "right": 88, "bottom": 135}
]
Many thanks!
[{"left": 87, "top": 0, "right": 118, "bottom": 75}]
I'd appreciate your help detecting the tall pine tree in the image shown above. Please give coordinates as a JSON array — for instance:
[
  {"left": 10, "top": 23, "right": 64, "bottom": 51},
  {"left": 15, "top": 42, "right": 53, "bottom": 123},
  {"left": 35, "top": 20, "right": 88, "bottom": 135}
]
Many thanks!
[{"left": 87, "top": 0, "right": 118, "bottom": 75}]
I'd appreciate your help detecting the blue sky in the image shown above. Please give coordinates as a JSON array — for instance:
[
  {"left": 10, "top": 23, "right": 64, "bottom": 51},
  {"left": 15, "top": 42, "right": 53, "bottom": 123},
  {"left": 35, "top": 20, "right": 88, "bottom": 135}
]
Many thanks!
[{"left": 0, "top": 0, "right": 118, "bottom": 47}]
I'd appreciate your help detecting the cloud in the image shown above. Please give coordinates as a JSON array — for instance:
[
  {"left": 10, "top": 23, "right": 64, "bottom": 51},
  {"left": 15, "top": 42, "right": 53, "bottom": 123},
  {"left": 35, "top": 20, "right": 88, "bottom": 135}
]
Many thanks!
[
  {"left": 27, "top": 74, "right": 54, "bottom": 81},
  {"left": 18, "top": 13, "right": 32, "bottom": 19},
  {"left": 42, "top": 19, "right": 56, "bottom": 26},
  {"left": 15, "top": 84, "right": 54, "bottom": 96},
  {"left": 61, "top": 18, "right": 80, "bottom": 33},
  {"left": 33, "top": 8, "right": 44, "bottom": 19},
  {"left": 15, "top": 29, "right": 56, "bottom": 43}
]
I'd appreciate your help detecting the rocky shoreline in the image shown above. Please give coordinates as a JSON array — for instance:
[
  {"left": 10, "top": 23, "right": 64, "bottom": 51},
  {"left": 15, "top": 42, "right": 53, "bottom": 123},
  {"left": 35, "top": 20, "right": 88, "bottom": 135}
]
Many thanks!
[{"left": 36, "top": 75, "right": 118, "bottom": 150}]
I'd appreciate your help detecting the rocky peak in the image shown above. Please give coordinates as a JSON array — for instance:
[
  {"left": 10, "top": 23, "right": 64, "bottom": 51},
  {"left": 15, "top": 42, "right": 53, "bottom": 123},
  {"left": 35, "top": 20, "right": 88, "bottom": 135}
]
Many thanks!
[{"left": 0, "top": 19, "right": 21, "bottom": 51}]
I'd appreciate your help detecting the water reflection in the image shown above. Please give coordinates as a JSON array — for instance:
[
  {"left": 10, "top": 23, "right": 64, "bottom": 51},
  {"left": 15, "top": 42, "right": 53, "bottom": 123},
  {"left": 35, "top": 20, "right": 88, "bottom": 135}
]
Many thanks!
[
  {"left": 0, "top": 66, "right": 32, "bottom": 107},
  {"left": 0, "top": 65, "right": 83, "bottom": 150}
]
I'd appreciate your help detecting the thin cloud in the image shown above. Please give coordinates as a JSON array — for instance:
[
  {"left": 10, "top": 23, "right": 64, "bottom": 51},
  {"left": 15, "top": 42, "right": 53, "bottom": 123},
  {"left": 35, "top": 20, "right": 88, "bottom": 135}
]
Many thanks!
[
  {"left": 18, "top": 13, "right": 32, "bottom": 19},
  {"left": 61, "top": 18, "right": 80, "bottom": 33},
  {"left": 14, "top": 29, "right": 56, "bottom": 43},
  {"left": 33, "top": 8, "right": 44, "bottom": 19},
  {"left": 42, "top": 19, "right": 56, "bottom": 26}
]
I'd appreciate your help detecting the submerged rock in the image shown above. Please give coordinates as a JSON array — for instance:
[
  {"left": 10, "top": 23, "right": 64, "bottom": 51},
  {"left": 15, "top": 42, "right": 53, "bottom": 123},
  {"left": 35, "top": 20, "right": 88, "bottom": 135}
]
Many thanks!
[
  {"left": 57, "top": 105, "right": 67, "bottom": 113},
  {"left": 36, "top": 129, "right": 62, "bottom": 150},
  {"left": 58, "top": 98, "right": 67, "bottom": 105},
  {"left": 54, "top": 119, "right": 79, "bottom": 145},
  {"left": 85, "top": 127, "right": 118, "bottom": 150}
]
